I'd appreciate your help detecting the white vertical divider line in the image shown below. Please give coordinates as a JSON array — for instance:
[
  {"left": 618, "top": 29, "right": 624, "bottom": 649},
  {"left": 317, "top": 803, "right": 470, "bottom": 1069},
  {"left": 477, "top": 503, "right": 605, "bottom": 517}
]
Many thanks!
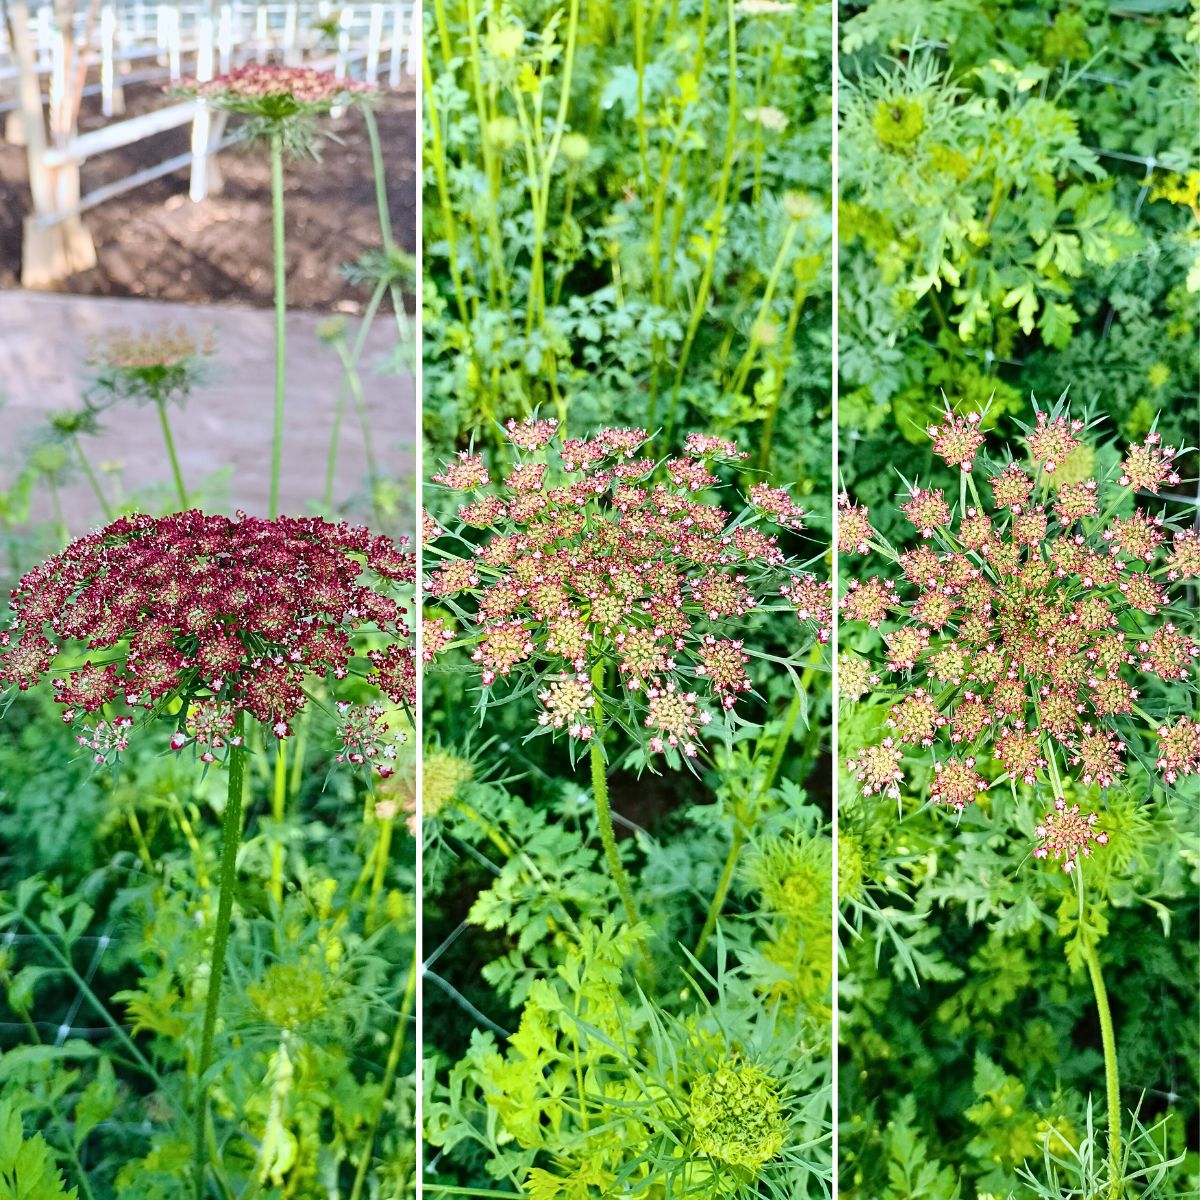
[
  {"left": 829, "top": 0, "right": 840, "bottom": 1192},
  {"left": 413, "top": 0, "right": 425, "bottom": 1186}
]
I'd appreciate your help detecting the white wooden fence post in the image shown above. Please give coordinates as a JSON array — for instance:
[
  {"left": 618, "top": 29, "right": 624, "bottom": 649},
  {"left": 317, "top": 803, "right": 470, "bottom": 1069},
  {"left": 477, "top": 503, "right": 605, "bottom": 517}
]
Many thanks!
[
  {"left": 166, "top": 6, "right": 181, "bottom": 83},
  {"left": 155, "top": 3, "right": 167, "bottom": 65},
  {"left": 35, "top": 4, "right": 52, "bottom": 72},
  {"left": 366, "top": 3, "right": 383, "bottom": 80},
  {"left": 283, "top": 1, "right": 298, "bottom": 65},
  {"left": 100, "top": 5, "right": 124, "bottom": 117},
  {"left": 334, "top": 6, "right": 350, "bottom": 79},
  {"left": 388, "top": 1, "right": 402, "bottom": 87},
  {"left": 406, "top": 0, "right": 418, "bottom": 76},
  {"left": 255, "top": 4, "right": 268, "bottom": 63},
  {"left": 189, "top": 16, "right": 215, "bottom": 202},
  {"left": 218, "top": 3, "right": 233, "bottom": 74}
]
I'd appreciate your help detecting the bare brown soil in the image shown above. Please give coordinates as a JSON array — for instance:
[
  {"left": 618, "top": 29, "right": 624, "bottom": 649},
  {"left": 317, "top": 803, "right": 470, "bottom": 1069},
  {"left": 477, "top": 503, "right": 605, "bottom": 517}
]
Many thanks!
[{"left": 0, "top": 78, "right": 416, "bottom": 311}]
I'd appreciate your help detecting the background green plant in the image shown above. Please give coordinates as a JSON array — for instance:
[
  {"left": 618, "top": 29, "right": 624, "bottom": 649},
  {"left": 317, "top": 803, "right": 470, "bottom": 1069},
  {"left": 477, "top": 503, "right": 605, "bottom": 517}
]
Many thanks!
[
  {"left": 422, "top": 0, "right": 833, "bottom": 488},
  {"left": 838, "top": 0, "right": 1198, "bottom": 519}
]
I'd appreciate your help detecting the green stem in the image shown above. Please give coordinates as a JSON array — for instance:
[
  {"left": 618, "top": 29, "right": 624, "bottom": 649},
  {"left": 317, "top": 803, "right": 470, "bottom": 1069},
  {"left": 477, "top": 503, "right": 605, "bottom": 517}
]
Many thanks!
[
  {"left": 589, "top": 664, "right": 644, "bottom": 940},
  {"left": 193, "top": 713, "right": 246, "bottom": 1200},
  {"left": 366, "top": 815, "right": 393, "bottom": 931},
  {"left": 156, "top": 400, "right": 188, "bottom": 509},
  {"left": 694, "top": 679, "right": 808, "bottom": 960},
  {"left": 47, "top": 476, "right": 68, "bottom": 544},
  {"left": 1083, "top": 940, "right": 1123, "bottom": 1198},
  {"left": 270, "top": 738, "right": 286, "bottom": 905},
  {"left": 665, "top": 0, "right": 738, "bottom": 446},
  {"left": 72, "top": 434, "right": 114, "bottom": 519},
  {"left": 361, "top": 103, "right": 394, "bottom": 253},
  {"left": 269, "top": 132, "right": 287, "bottom": 520},
  {"left": 347, "top": 949, "right": 418, "bottom": 1200}
]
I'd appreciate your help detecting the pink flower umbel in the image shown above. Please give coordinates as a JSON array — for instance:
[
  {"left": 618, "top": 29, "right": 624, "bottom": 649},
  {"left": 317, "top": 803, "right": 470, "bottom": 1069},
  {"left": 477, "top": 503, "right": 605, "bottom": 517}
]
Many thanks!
[
  {"left": 0, "top": 510, "right": 415, "bottom": 767},
  {"left": 1033, "top": 797, "right": 1108, "bottom": 873},
  {"left": 838, "top": 403, "right": 1199, "bottom": 813},
  {"left": 424, "top": 423, "right": 825, "bottom": 764},
  {"left": 184, "top": 64, "right": 375, "bottom": 156}
]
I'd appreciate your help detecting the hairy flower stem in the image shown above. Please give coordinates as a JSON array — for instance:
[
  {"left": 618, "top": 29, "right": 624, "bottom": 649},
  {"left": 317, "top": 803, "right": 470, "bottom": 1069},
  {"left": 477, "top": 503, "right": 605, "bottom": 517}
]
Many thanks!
[
  {"left": 347, "top": 947, "right": 417, "bottom": 1200},
  {"left": 155, "top": 400, "right": 188, "bottom": 509},
  {"left": 193, "top": 713, "right": 246, "bottom": 1200},
  {"left": 588, "top": 665, "right": 644, "bottom": 941},
  {"left": 268, "top": 131, "right": 287, "bottom": 520},
  {"left": 694, "top": 675, "right": 809, "bottom": 960},
  {"left": 1084, "top": 939, "right": 1123, "bottom": 1197}
]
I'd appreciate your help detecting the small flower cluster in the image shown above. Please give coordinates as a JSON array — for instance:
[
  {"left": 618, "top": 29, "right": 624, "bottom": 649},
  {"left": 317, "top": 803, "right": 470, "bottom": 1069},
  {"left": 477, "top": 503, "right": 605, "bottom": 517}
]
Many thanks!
[
  {"left": 87, "top": 324, "right": 214, "bottom": 408},
  {"left": 0, "top": 511, "right": 415, "bottom": 770},
  {"left": 1034, "top": 797, "right": 1109, "bottom": 873},
  {"left": 425, "top": 422, "right": 825, "bottom": 760},
  {"left": 840, "top": 405, "right": 1198, "bottom": 863}
]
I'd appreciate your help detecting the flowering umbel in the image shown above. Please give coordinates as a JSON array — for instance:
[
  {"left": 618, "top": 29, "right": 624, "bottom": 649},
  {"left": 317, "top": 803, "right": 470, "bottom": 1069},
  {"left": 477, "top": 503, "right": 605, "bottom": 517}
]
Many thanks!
[
  {"left": 425, "top": 421, "right": 827, "bottom": 762},
  {"left": 185, "top": 65, "right": 375, "bottom": 155},
  {"left": 840, "top": 401, "right": 1198, "bottom": 865},
  {"left": 0, "top": 511, "right": 415, "bottom": 771}
]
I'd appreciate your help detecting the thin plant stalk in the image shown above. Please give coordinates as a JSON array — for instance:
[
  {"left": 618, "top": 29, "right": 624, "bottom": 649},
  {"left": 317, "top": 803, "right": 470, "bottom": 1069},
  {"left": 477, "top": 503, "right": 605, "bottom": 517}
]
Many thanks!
[
  {"left": 46, "top": 475, "right": 68, "bottom": 544},
  {"left": 72, "top": 434, "right": 114, "bottom": 520},
  {"left": 155, "top": 399, "right": 188, "bottom": 509},
  {"left": 347, "top": 948, "right": 418, "bottom": 1200},
  {"left": 361, "top": 103, "right": 394, "bottom": 254},
  {"left": 694, "top": 662, "right": 812, "bottom": 960},
  {"left": 323, "top": 263, "right": 388, "bottom": 512},
  {"left": 193, "top": 711, "right": 247, "bottom": 1200},
  {"left": 268, "top": 131, "right": 287, "bottom": 520},
  {"left": 270, "top": 738, "right": 287, "bottom": 904},
  {"left": 1083, "top": 938, "right": 1123, "bottom": 1198},
  {"left": 1046, "top": 737, "right": 1123, "bottom": 1195},
  {"left": 588, "top": 663, "right": 644, "bottom": 941},
  {"left": 665, "top": 0, "right": 738, "bottom": 446}
]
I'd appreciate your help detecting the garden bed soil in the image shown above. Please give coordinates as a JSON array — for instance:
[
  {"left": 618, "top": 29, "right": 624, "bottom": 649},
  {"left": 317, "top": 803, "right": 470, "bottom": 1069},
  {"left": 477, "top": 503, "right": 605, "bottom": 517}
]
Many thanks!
[{"left": 0, "top": 79, "right": 416, "bottom": 312}]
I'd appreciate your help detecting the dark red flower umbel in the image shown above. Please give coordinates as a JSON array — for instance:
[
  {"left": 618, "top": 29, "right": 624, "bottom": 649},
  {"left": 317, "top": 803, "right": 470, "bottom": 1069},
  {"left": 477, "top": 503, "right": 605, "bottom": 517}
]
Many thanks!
[{"left": 0, "top": 511, "right": 415, "bottom": 763}]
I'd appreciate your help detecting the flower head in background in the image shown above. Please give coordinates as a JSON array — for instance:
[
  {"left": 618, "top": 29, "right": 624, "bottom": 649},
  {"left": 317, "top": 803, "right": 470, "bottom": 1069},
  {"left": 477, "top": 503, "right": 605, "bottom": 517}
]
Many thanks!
[
  {"left": 840, "top": 401, "right": 1197, "bottom": 866},
  {"left": 186, "top": 65, "right": 375, "bottom": 155},
  {"left": 86, "top": 324, "right": 214, "bottom": 409},
  {"left": 0, "top": 511, "right": 415, "bottom": 773},
  {"left": 425, "top": 422, "right": 826, "bottom": 764}
]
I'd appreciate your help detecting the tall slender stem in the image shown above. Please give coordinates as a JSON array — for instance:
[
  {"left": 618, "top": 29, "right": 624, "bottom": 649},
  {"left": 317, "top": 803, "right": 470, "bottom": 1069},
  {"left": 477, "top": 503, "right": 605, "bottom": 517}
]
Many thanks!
[
  {"left": 268, "top": 132, "right": 287, "bottom": 520},
  {"left": 694, "top": 679, "right": 808, "bottom": 960},
  {"left": 588, "top": 663, "right": 643, "bottom": 938},
  {"left": 193, "top": 712, "right": 246, "bottom": 1200},
  {"left": 361, "top": 103, "right": 394, "bottom": 254},
  {"left": 72, "top": 434, "right": 113, "bottom": 519},
  {"left": 156, "top": 400, "right": 188, "bottom": 509},
  {"left": 270, "top": 738, "right": 286, "bottom": 904},
  {"left": 347, "top": 949, "right": 418, "bottom": 1200},
  {"left": 1083, "top": 940, "right": 1122, "bottom": 1197}
]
